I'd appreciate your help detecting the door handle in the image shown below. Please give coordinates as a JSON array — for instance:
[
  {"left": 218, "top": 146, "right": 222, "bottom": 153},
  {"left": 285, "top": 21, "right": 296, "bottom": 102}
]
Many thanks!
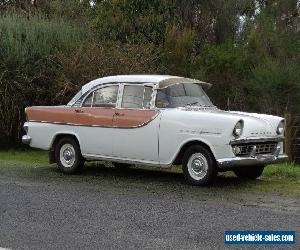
[
  {"left": 115, "top": 112, "right": 125, "bottom": 116},
  {"left": 75, "top": 109, "right": 84, "bottom": 113}
]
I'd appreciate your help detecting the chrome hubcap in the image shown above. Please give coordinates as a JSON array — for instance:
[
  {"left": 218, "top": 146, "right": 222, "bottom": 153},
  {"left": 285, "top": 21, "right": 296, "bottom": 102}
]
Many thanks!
[
  {"left": 187, "top": 153, "right": 208, "bottom": 180},
  {"left": 60, "top": 144, "right": 75, "bottom": 168},
  {"left": 63, "top": 148, "right": 74, "bottom": 162},
  {"left": 192, "top": 159, "right": 203, "bottom": 173}
]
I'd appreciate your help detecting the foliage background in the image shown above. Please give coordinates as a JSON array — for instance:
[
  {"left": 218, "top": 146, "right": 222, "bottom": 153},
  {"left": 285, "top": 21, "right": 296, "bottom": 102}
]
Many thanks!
[{"left": 0, "top": 0, "right": 300, "bottom": 146}]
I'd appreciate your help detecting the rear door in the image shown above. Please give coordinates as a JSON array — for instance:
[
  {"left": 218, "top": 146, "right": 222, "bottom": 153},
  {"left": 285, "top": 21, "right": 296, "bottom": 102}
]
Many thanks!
[{"left": 75, "top": 85, "right": 119, "bottom": 156}]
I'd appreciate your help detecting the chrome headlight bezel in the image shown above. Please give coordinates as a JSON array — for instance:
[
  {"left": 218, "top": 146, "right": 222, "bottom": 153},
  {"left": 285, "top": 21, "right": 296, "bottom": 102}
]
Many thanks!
[
  {"left": 233, "top": 120, "right": 244, "bottom": 138},
  {"left": 276, "top": 120, "right": 285, "bottom": 135}
]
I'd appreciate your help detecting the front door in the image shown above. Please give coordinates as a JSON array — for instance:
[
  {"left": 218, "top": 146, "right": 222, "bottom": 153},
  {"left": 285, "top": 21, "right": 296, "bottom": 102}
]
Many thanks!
[{"left": 112, "top": 85, "right": 160, "bottom": 163}]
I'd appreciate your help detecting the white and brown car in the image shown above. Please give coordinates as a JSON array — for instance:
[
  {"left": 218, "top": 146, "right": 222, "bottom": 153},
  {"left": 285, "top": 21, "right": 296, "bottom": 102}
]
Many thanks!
[{"left": 22, "top": 75, "right": 288, "bottom": 185}]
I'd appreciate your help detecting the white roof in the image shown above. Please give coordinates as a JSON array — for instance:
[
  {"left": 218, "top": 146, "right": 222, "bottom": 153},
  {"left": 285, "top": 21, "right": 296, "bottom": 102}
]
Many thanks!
[{"left": 81, "top": 75, "right": 211, "bottom": 95}]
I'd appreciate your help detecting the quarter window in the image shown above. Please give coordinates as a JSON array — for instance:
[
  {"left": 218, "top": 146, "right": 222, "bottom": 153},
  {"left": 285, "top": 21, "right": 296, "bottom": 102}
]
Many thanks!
[
  {"left": 82, "top": 92, "right": 93, "bottom": 107},
  {"left": 121, "top": 85, "right": 153, "bottom": 109}
]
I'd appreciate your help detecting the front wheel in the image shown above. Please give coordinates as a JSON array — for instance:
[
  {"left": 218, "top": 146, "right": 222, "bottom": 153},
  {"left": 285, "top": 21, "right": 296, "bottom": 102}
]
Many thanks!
[
  {"left": 233, "top": 165, "right": 265, "bottom": 180},
  {"left": 182, "top": 145, "right": 217, "bottom": 186},
  {"left": 55, "top": 137, "right": 84, "bottom": 174}
]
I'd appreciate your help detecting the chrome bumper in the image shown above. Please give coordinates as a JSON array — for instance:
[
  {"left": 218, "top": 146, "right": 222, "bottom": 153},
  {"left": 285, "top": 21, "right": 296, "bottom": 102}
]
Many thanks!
[
  {"left": 217, "top": 154, "right": 288, "bottom": 168},
  {"left": 22, "top": 135, "right": 32, "bottom": 145}
]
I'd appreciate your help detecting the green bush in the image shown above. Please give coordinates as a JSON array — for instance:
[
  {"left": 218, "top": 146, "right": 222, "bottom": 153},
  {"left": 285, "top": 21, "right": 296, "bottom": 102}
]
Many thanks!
[
  {"left": 0, "top": 14, "right": 89, "bottom": 145},
  {"left": 0, "top": 14, "right": 165, "bottom": 146},
  {"left": 0, "top": 14, "right": 87, "bottom": 66},
  {"left": 246, "top": 60, "right": 300, "bottom": 115}
]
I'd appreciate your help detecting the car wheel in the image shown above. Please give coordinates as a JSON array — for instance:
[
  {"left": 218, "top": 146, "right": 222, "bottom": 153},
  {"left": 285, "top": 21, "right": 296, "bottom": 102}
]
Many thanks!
[
  {"left": 55, "top": 137, "right": 84, "bottom": 174},
  {"left": 233, "top": 165, "right": 265, "bottom": 179},
  {"left": 112, "top": 162, "right": 133, "bottom": 169},
  {"left": 182, "top": 145, "right": 217, "bottom": 186}
]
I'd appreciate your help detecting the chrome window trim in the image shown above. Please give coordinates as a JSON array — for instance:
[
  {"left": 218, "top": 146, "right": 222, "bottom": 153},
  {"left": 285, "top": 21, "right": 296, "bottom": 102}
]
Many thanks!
[
  {"left": 116, "top": 84, "right": 124, "bottom": 108},
  {"left": 77, "top": 82, "right": 157, "bottom": 110}
]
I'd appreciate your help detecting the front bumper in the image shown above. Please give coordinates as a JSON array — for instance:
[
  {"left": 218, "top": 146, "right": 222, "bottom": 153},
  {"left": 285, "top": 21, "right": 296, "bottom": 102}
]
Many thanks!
[
  {"left": 217, "top": 154, "right": 288, "bottom": 168},
  {"left": 22, "top": 135, "right": 32, "bottom": 145}
]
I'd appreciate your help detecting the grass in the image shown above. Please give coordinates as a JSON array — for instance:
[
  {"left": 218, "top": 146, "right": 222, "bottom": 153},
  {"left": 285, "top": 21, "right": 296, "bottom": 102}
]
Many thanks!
[
  {"left": 0, "top": 149, "right": 48, "bottom": 164},
  {"left": 263, "top": 163, "right": 300, "bottom": 179},
  {"left": 0, "top": 149, "right": 300, "bottom": 198}
]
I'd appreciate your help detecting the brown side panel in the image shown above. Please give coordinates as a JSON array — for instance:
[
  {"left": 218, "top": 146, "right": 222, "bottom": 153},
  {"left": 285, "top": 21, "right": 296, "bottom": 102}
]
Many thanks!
[
  {"left": 26, "top": 106, "right": 76, "bottom": 124},
  {"left": 26, "top": 106, "right": 115, "bottom": 127},
  {"left": 76, "top": 107, "right": 115, "bottom": 127},
  {"left": 113, "top": 109, "right": 159, "bottom": 128},
  {"left": 26, "top": 106, "right": 158, "bottom": 128}
]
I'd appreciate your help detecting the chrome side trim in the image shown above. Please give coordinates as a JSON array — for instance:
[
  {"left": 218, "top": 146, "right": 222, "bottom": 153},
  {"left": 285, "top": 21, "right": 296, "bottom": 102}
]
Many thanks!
[
  {"left": 22, "top": 135, "right": 32, "bottom": 145},
  {"left": 83, "top": 154, "right": 171, "bottom": 168},
  {"left": 217, "top": 154, "right": 288, "bottom": 168},
  {"left": 230, "top": 136, "right": 284, "bottom": 145}
]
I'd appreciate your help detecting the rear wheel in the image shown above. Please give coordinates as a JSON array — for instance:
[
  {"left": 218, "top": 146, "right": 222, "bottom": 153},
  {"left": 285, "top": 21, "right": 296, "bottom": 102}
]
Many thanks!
[
  {"left": 233, "top": 165, "right": 265, "bottom": 179},
  {"left": 182, "top": 145, "right": 217, "bottom": 186},
  {"left": 55, "top": 137, "right": 84, "bottom": 174}
]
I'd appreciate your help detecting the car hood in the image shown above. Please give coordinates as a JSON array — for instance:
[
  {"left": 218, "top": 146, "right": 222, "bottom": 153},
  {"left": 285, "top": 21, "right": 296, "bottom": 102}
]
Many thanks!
[{"left": 175, "top": 107, "right": 284, "bottom": 138}]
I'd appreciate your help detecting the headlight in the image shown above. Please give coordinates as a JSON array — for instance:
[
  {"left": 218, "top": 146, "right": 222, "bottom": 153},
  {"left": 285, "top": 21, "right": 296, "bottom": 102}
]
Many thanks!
[
  {"left": 276, "top": 120, "right": 285, "bottom": 135},
  {"left": 233, "top": 120, "right": 244, "bottom": 138}
]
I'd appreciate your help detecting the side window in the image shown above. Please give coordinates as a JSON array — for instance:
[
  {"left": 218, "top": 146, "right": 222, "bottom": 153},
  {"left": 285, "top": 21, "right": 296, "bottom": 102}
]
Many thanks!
[
  {"left": 81, "top": 85, "right": 119, "bottom": 108},
  {"left": 82, "top": 92, "right": 93, "bottom": 107},
  {"left": 93, "top": 86, "right": 119, "bottom": 107},
  {"left": 121, "top": 85, "right": 153, "bottom": 109}
]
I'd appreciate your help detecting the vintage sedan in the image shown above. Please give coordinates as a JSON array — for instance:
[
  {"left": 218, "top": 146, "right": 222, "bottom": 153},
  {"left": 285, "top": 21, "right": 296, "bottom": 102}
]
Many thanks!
[{"left": 22, "top": 75, "right": 288, "bottom": 185}]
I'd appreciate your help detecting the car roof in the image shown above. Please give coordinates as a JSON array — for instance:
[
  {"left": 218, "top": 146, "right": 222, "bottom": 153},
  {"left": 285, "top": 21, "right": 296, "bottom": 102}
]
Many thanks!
[{"left": 81, "top": 75, "right": 211, "bottom": 95}]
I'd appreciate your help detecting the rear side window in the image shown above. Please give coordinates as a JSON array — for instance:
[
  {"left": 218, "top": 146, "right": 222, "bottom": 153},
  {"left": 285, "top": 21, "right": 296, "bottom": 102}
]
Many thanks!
[{"left": 121, "top": 85, "right": 153, "bottom": 109}]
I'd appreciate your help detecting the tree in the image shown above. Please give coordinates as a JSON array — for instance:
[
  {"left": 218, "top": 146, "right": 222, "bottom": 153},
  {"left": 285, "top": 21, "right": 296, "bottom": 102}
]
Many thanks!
[{"left": 92, "top": 0, "right": 176, "bottom": 44}]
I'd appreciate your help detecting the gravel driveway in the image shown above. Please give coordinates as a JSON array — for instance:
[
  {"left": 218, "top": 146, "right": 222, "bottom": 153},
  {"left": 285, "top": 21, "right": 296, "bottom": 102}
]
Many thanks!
[{"left": 0, "top": 163, "right": 299, "bottom": 249}]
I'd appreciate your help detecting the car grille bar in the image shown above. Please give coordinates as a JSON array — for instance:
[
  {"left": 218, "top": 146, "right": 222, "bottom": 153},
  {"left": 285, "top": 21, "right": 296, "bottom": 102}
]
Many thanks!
[{"left": 232, "top": 142, "right": 278, "bottom": 156}]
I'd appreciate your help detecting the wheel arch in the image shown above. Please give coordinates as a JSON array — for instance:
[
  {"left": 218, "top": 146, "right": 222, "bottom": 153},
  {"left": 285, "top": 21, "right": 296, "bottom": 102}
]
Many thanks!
[
  {"left": 172, "top": 140, "right": 216, "bottom": 165},
  {"left": 49, "top": 133, "right": 81, "bottom": 164}
]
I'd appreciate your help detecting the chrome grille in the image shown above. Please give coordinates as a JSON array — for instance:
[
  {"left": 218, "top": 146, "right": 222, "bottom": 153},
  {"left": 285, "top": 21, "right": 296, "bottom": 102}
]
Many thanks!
[{"left": 232, "top": 142, "right": 278, "bottom": 156}]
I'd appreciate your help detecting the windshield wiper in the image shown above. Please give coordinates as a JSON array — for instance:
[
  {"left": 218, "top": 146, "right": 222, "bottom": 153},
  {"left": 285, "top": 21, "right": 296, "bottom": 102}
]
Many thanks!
[
  {"left": 186, "top": 101, "right": 199, "bottom": 106},
  {"left": 186, "top": 102, "right": 213, "bottom": 108}
]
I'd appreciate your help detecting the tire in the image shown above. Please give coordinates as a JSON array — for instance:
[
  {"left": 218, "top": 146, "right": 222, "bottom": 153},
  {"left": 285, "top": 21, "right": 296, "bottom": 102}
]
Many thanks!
[
  {"left": 233, "top": 165, "right": 265, "bottom": 180},
  {"left": 112, "top": 162, "right": 133, "bottom": 169},
  {"left": 55, "top": 137, "right": 84, "bottom": 174},
  {"left": 182, "top": 145, "right": 217, "bottom": 186}
]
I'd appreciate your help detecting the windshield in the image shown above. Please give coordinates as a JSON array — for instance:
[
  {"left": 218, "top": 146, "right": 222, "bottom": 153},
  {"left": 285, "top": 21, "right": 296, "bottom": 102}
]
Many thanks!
[{"left": 155, "top": 83, "right": 214, "bottom": 108}]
